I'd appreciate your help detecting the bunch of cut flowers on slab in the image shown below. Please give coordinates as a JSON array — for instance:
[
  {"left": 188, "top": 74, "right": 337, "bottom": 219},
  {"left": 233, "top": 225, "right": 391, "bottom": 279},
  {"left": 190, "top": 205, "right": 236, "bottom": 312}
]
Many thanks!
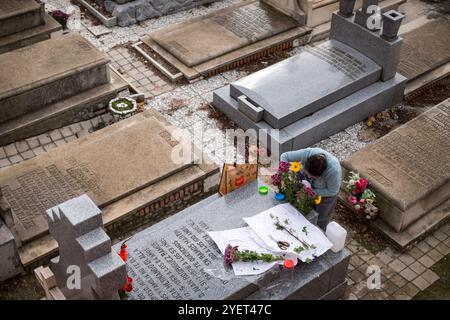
[
  {"left": 270, "top": 161, "right": 321, "bottom": 215},
  {"left": 344, "top": 171, "right": 378, "bottom": 220},
  {"left": 223, "top": 245, "right": 284, "bottom": 266}
]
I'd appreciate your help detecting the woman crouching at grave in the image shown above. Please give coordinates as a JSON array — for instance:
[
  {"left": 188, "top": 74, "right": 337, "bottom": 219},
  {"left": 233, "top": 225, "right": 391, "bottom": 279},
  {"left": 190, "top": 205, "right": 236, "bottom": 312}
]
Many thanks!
[{"left": 280, "top": 148, "right": 342, "bottom": 231}]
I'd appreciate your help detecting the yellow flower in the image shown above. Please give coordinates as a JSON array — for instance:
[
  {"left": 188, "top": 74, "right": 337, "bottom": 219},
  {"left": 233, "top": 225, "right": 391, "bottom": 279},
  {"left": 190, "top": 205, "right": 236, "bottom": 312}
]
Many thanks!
[
  {"left": 291, "top": 162, "right": 301, "bottom": 173},
  {"left": 314, "top": 195, "right": 322, "bottom": 205}
]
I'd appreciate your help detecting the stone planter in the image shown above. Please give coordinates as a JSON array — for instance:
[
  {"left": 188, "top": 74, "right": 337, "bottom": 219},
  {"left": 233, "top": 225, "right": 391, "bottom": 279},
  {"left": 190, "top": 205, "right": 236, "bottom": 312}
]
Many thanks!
[
  {"left": 381, "top": 10, "right": 405, "bottom": 41},
  {"left": 108, "top": 97, "right": 137, "bottom": 121},
  {"left": 338, "top": 0, "right": 357, "bottom": 17}
]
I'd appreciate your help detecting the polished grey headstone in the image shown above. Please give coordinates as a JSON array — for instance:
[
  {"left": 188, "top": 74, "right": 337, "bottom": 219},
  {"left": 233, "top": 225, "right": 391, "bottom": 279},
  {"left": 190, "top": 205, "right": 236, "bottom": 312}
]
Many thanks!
[
  {"left": 213, "top": 73, "right": 406, "bottom": 153},
  {"left": 230, "top": 39, "right": 381, "bottom": 129},
  {"left": 330, "top": 12, "right": 402, "bottom": 81},
  {"left": 117, "top": 181, "right": 349, "bottom": 300}
]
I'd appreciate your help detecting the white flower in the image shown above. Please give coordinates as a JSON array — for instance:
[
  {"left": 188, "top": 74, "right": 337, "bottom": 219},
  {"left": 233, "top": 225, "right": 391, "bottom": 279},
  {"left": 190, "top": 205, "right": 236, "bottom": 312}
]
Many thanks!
[
  {"left": 302, "top": 180, "right": 312, "bottom": 189},
  {"left": 349, "top": 180, "right": 356, "bottom": 186},
  {"left": 355, "top": 204, "right": 361, "bottom": 210}
]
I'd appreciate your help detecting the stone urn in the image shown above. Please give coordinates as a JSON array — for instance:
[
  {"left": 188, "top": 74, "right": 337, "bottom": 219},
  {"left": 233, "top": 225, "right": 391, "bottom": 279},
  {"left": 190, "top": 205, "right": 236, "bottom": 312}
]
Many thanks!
[
  {"left": 381, "top": 10, "right": 405, "bottom": 41},
  {"left": 339, "top": 0, "right": 357, "bottom": 17},
  {"left": 108, "top": 97, "right": 138, "bottom": 121}
]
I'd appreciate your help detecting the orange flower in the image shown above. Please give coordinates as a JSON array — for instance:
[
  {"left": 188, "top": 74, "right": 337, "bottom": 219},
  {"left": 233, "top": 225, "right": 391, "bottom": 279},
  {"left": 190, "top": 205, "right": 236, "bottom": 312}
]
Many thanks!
[{"left": 291, "top": 162, "right": 301, "bottom": 173}]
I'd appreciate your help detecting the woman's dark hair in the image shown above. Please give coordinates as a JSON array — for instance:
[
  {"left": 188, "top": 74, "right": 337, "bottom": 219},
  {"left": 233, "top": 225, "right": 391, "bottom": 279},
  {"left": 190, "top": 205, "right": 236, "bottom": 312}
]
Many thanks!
[{"left": 305, "top": 154, "right": 327, "bottom": 177}]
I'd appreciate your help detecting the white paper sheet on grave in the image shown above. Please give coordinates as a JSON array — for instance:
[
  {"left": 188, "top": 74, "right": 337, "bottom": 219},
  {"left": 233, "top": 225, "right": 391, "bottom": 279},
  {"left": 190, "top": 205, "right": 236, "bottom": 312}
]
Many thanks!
[
  {"left": 208, "top": 227, "right": 296, "bottom": 276},
  {"left": 243, "top": 203, "right": 333, "bottom": 262}
]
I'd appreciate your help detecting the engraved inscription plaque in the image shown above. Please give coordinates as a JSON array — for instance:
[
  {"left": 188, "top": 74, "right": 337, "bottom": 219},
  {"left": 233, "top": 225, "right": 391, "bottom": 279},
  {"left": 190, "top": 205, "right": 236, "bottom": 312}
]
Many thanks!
[
  {"left": 306, "top": 43, "right": 368, "bottom": 81},
  {"left": 150, "top": 2, "right": 298, "bottom": 67},
  {"left": 343, "top": 99, "right": 450, "bottom": 209},
  {"left": 127, "top": 219, "right": 226, "bottom": 300},
  {"left": 0, "top": 113, "right": 192, "bottom": 242},
  {"left": 1, "top": 158, "right": 100, "bottom": 231},
  {"left": 212, "top": 5, "right": 279, "bottom": 41}
]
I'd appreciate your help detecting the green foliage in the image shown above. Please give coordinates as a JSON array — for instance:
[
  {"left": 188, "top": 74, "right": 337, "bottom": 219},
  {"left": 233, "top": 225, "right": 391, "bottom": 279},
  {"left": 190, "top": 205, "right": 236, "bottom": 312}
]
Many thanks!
[{"left": 234, "top": 250, "right": 284, "bottom": 263}]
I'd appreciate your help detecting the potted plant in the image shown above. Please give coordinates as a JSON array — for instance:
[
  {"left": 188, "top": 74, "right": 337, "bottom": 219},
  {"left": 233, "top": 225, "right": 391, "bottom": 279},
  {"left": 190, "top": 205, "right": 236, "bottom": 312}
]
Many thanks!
[
  {"left": 343, "top": 172, "right": 379, "bottom": 221},
  {"left": 108, "top": 97, "right": 138, "bottom": 121}
]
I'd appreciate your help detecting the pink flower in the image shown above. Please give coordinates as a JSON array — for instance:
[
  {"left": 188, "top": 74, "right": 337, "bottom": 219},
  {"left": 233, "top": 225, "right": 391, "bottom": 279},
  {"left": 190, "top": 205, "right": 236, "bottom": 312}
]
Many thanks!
[
  {"left": 224, "top": 244, "right": 238, "bottom": 266},
  {"left": 350, "top": 196, "right": 357, "bottom": 205},
  {"left": 355, "top": 178, "right": 368, "bottom": 192},
  {"left": 278, "top": 161, "right": 290, "bottom": 173},
  {"left": 271, "top": 173, "right": 281, "bottom": 185},
  {"left": 302, "top": 180, "right": 312, "bottom": 190},
  {"left": 359, "top": 198, "right": 365, "bottom": 204},
  {"left": 305, "top": 187, "right": 315, "bottom": 197}
]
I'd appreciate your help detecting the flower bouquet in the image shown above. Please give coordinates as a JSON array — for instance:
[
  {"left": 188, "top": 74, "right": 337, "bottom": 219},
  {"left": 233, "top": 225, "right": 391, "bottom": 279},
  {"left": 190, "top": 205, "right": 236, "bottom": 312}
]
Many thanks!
[
  {"left": 270, "top": 161, "right": 321, "bottom": 215},
  {"left": 343, "top": 172, "right": 378, "bottom": 221},
  {"left": 224, "top": 245, "right": 284, "bottom": 266}
]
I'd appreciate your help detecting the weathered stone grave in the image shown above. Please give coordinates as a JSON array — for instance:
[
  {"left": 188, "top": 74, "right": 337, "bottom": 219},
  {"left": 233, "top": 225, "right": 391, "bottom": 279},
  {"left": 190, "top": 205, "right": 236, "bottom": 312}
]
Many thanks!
[
  {"left": 0, "top": 218, "right": 23, "bottom": 281},
  {"left": 0, "top": 0, "right": 62, "bottom": 54},
  {"left": 295, "top": 0, "right": 405, "bottom": 28},
  {"left": 45, "top": 194, "right": 127, "bottom": 299},
  {"left": 213, "top": 0, "right": 406, "bottom": 153},
  {"left": 341, "top": 98, "right": 450, "bottom": 248},
  {"left": 398, "top": 18, "right": 450, "bottom": 82},
  {"left": 0, "top": 109, "right": 219, "bottom": 276},
  {"left": 135, "top": 1, "right": 310, "bottom": 80},
  {"left": 117, "top": 181, "right": 350, "bottom": 300},
  {"left": 101, "top": 0, "right": 221, "bottom": 27},
  {"left": 0, "top": 33, "right": 128, "bottom": 145}
]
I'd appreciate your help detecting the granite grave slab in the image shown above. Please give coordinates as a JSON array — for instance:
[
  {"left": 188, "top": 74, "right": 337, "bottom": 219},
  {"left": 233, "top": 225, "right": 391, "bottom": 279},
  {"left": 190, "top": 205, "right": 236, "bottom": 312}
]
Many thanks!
[
  {"left": 0, "top": 33, "right": 109, "bottom": 123},
  {"left": 213, "top": 2, "right": 406, "bottom": 153},
  {"left": 101, "top": 0, "right": 221, "bottom": 27},
  {"left": 398, "top": 18, "right": 450, "bottom": 81},
  {"left": 230, "top": 39, "right": 382, "bottom": 129},
  {"left": 0, "top": 0, "right": 62, "bottom": 54},
  {"left": 0, "top": 33, "right": 128, "bottom": 145},
  {"left": 150, "top": 1, "right": 299, "bottom": 68},
  {"left": 0, "top": 111, "right": 193, "bottom": 243},
  {"left": 138, "top": 1, "right": 310, "bottom": 80},
  {"left": 0, "top": 0, "right": 43, "bottom": 37},
  {"left": 341, "top": 98, "right": 450, "bottom": 247},
  {"left": 116, "top": 181, "right": 350, "bottom": 300}
]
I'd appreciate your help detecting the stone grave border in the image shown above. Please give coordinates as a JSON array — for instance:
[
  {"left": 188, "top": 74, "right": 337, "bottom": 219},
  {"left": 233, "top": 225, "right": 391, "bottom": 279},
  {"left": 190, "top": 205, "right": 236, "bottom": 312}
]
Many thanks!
[
  {"left": 135, "top": 1, "right": 311, "bottom": 82},
  {"left": 77, "top": 0, "right": 118, "bottom": 28}
]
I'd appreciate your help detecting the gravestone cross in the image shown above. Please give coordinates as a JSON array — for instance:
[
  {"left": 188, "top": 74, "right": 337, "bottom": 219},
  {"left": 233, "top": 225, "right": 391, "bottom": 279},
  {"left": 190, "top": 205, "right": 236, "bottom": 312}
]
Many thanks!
[{"left": 45, "top": 194, "right": 127, "bottom": 300}]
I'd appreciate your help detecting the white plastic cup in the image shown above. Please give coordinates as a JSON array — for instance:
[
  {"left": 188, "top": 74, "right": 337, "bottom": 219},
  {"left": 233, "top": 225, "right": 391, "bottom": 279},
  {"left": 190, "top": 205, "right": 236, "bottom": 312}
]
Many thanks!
[{"left": 325, "top": 221, "right": 347, "bottom": 253}]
